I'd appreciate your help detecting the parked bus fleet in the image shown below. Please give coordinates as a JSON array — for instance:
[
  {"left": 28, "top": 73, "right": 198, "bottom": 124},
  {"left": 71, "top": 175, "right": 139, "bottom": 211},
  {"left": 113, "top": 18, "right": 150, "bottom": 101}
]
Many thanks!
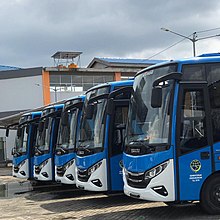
[{"left": 10, "top": 53, "right": 220, "bottom": 214}]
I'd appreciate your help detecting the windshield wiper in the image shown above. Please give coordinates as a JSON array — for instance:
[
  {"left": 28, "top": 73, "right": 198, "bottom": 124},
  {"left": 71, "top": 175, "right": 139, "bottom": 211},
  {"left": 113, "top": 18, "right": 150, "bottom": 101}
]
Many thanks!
[
  {"left": 56, "top": 144, "right": 69, "bottom": 154},
  {"left": 13, "top": 150, "right": 22, "bottom": 156},
  {"left": 35, "top": 146, "right": 43, "bottom": 155},
  {"left": 77, "top": 144, "right": 94, "bottom": 155},
  {"left": 126, "top": 140, "right": 153, "bottom": 154}
]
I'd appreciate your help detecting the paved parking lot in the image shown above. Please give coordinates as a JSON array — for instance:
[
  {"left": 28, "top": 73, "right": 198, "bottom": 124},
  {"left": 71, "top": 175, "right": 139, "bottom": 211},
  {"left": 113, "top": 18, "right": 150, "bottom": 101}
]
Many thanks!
[{"left": 0, "top": 167, "right": 220, "bottom": 220}]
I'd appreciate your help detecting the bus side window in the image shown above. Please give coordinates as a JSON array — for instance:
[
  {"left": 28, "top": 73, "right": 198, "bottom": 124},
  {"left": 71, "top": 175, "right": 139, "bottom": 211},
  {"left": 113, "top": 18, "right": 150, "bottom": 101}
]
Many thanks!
[
  {"left": 179, "top": 89, "right": 207, "bottom": 154},
  {"left": 209, "top": 81, "right": 220, "bottom": 143},
  {"left": 112, "top": 106, "right": 128, "bottom": 155}
]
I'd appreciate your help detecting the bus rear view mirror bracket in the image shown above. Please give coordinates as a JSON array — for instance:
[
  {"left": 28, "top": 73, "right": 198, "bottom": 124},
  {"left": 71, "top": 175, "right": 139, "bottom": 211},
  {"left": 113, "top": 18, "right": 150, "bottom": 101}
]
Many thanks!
[
  {"left": 86, "top": 104, "right": 94, "bottom": 119},
  {"left": 61, "top": 111, "right": 69, "bottom": 126},
  {"left": 38, "top": 121, "right": 44, "bottom": 132},
  {"left": 17, "top": 127, "right": 22, "bottom": 138},
  {"left": 106, "top": 98, "right": 114, "bottom": 115}
]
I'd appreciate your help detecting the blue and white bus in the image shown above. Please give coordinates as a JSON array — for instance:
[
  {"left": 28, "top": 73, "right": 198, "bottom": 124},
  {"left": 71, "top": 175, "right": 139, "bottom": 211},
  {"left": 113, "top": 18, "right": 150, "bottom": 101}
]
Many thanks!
[
  {"left": 123, "top": 53, "right": 220, "bottom": 214},
  {"left": 55, "top": 95, "right": 85, "bottom": 184},
  {"left": 76, "top": 80, "right": 133, "bottom": 192},
  {"left": 12, "top": 111, "right": 41, "bottom": 179},
  {"left": 34, "top": 104, "right": 63, "bottom": 181}
]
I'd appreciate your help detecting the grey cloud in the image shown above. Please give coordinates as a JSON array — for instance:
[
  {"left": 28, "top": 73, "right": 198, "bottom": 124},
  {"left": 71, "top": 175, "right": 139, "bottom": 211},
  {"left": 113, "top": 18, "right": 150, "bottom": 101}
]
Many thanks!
[{"left": 0, "top": 0, "right": 220, "bottom": 67}]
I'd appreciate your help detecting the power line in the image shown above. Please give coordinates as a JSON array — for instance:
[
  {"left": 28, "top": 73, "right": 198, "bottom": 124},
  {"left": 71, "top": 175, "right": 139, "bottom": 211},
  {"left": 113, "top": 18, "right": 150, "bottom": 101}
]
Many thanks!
[
  {"left": 147, "top": 35, "right": 192, "bottom": 59},
  {"left": 196, "top": 27, "right": 220, "bottom": 34}
]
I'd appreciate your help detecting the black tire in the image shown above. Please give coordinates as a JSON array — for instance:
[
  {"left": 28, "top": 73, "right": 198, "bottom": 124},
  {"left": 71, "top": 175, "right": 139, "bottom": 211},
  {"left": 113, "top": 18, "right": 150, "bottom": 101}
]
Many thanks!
[{"left": 200, "top": 174, "right": 220, "bottom": 215}]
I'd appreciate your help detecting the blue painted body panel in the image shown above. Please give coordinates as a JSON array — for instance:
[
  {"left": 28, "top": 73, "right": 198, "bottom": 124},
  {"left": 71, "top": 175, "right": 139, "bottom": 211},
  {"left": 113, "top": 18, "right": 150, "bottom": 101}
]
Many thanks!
[
  {"left": 110, "top": 154, "right": 123, "bottom": 191},
  {"left": 55, "top": 153, "right": 75, "bottom": 166},
  {"left": 178, "top": 146, "right": 212, "bottom": 200},
  {"left": 34, "top": 153, "right": 51, "bottom": 165},
  {"left": 76, "top": 152, "right": 106, "bottom": 170},
  {"left": 13, "top": 154, "right": 27, "bottom": 165},
  {"left": 123, "top": 147, "right": 173, "bottom": 173}
]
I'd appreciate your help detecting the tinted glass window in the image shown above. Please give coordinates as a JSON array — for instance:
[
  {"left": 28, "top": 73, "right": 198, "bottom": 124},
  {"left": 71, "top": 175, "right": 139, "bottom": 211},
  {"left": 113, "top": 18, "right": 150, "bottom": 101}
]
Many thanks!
[
  {"left": 182, "top": 64, "right": 206, "bottom": 81},
  {"left": 112, "top": 106, "right": 128, "bottom": 155},
  {"left": 209, "top": 80, "right": 220, "bottom": 143},
  {"left": 179, "top": 89, "right": 207, "bottom": 154},
  {"left": 207, "top": 63, "right": 220, "bottom": 85}
]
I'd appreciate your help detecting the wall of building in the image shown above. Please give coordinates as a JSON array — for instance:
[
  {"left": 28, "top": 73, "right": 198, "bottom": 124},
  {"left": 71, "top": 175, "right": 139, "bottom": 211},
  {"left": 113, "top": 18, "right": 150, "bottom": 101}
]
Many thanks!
[
  {"left": 0, "top": 75, "right": 44, "bottom": 113},
  {"left": 0, "top": 129, "right": 16, "bottom": 161},
  {"left": 50, "top": 91, "right": 84, "bottom": 103}
]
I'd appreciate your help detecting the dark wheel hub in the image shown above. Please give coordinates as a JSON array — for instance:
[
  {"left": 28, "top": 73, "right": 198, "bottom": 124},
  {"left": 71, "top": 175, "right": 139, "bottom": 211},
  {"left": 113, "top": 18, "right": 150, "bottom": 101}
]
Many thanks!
[{"left": 211, "top": 185, "right": 220, "bottom": 206}]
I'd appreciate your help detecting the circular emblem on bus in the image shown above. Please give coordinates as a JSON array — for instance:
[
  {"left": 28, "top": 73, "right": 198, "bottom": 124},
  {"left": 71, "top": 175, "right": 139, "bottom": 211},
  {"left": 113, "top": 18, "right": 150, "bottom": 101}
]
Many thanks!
[{"left": 190, "top": 159, "right": 201, "bottom": 173}]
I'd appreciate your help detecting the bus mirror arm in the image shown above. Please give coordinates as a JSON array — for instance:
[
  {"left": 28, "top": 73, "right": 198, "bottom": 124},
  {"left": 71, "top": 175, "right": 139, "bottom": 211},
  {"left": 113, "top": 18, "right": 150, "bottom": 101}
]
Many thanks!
[
  {"left": 6, "top": 127, "right": 9, "bottom": 137},
  {"left": 152, "top": 72, "right": 182, "bottom": 87},
  {"left": 151, "top": 72, "right": 182, "bottom": 108}
]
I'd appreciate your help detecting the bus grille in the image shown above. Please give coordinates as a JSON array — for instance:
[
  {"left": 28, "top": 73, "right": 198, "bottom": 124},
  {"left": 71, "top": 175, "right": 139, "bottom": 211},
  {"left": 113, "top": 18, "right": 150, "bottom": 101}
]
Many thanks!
[
  {"left": 56, "top": 166, "right": 65, "bottom": 177},
  {"left": 77, "top": 169, "right": 90, "bottom": 182},
  {"left": 125, "top": 170, "right": 150, "bottom": 188}
]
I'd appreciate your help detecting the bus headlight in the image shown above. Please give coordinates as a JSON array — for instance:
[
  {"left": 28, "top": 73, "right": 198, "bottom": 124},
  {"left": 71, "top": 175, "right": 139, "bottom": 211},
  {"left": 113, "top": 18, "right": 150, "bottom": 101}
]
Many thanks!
[
  {"left": 144, "top": 160, "right": 169, "bottom": 180},
  {"left": 64, "top": 159, "right": 74, "bottom": 171},
  {"left": 88, "top": 160, "right": 102, "bottom": 176},
  {"left": 39, "top": 159, "right": 49, "bottom": 169},
  {"left": 18, "top": 160, "right": 26, "bottom": 168}
]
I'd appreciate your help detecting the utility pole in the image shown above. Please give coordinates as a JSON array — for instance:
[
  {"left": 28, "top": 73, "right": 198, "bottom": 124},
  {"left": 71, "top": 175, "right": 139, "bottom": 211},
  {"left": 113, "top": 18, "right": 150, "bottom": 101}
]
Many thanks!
[{"left": 161, "top": 28, "right": 220, "bottom": 56}]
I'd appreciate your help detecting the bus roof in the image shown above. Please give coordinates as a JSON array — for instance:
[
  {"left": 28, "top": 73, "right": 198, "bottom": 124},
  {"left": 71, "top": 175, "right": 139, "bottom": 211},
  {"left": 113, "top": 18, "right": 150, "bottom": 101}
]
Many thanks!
[
  {"left": 65, "top": 94, "right": 85, "bottom": 103},
  {"left": 22, "top": 111, "right": 42, "bottom": 117},
  {"left": 44, "top": 103, "right": 64, "bottom": 111},
  {"left": 136, "top": 53, "right": 220, "bottom": 76},
  {"left": 86, "top": 79, "right": 134, "bottom": 94}
]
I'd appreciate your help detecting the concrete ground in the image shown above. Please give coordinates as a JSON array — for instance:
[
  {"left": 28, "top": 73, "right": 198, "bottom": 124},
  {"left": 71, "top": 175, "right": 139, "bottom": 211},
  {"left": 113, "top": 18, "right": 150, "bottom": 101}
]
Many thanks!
[{"left": 0, "top": 167, "right": 219, "bottom": 220}]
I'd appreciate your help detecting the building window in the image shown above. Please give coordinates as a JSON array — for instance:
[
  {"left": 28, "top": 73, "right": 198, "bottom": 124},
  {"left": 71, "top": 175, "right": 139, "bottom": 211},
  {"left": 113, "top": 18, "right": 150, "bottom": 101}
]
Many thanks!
[{"left": 50, "top": 74, "right": 114, "bottom": 92}]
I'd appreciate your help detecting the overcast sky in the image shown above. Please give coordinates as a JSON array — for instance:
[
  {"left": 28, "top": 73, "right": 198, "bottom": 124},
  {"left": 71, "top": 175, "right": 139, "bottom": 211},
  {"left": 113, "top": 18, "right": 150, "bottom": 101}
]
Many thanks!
[{"left": 1, "top": 0, "right": 220, "bottom": 68}]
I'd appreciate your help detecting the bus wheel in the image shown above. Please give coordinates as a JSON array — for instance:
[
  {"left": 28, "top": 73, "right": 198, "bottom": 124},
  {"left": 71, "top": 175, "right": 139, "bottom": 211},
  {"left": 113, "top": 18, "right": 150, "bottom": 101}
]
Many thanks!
[{"left": 200, "top": 174, "right": 220, "bottom": 214}]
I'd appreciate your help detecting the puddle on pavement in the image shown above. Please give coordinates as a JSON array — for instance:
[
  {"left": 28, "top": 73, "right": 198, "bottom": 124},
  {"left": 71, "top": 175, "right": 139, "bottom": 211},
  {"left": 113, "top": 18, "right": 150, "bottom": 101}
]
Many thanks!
[{"left": 0, "top": 181, "right": 33, "bottom": 198}]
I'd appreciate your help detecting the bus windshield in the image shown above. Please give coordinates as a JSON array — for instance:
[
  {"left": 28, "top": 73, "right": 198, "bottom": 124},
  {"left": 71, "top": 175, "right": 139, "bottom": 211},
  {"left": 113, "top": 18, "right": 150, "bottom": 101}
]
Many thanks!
[
  {"left": 14, "top": 125, "right": 28, "bottom": 154},
  {"left": 57, "top": 109, "right": 78, "bottom": 150},
  {"left": 35, "top": 117, "right": 52, "bottom": 152},
  {"left": 126, "top": 65, "right": 177, "bottom": 147},
  {"left": 79, "top": 98, "right": 107, "bottom": 152}
]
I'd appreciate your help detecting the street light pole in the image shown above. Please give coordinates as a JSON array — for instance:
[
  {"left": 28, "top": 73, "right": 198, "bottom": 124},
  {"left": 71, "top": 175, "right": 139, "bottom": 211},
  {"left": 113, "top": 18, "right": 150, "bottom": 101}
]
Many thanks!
[
  {"left": 161, "top": 27, "right": 220, "bottom": 57},
  {"left": 192, "top": 32, "right": 196, "bottom": 57}
]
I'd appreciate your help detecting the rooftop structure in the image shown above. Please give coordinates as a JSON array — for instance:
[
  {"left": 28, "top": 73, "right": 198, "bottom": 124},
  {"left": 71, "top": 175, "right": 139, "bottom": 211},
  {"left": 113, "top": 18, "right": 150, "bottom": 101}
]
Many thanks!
[
  {"left": 0, "top": 65, "right": 20, "bottom": 71},
  {"left": 87, "top": 57, "right": 165, "bottom": 69},
  {"left": 51, "top": 51, "right": 82, "bottom": 68}
]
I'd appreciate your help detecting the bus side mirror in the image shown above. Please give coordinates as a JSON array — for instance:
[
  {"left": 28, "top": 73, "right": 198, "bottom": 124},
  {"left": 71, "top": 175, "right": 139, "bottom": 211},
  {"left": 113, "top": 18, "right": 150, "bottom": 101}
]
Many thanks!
[
  {"left": 151, "top": 87, "right": 162, "bottom": 108},
  {"left": 106, "top": 98, "right": 114, "bottom": 115},
  {"left": 11, "top": 148, "right": 15, "bottom": 156},
  {"left": 86, "top": 104, "right": 94, "bottom": 119},
  {"left": 26, "top": 125, "right": 30, "bottom": 134},
  {"left": 115, "top": 129, "right": 122, "bottom": 146},
  {"left": 38, "top": 121, "right": 44, "bottom": 132},
  {"left": 6, "top": 128, "right": 9, "bottom": 137},
  {"left": 44, "top": 118, "right": 49, "bottom": 129},
  {"left": 61, "top": 112, "right": 69, "bottom": 126},
  {"left": 17, "top": 127, "right": 22, "bottom": 138}
]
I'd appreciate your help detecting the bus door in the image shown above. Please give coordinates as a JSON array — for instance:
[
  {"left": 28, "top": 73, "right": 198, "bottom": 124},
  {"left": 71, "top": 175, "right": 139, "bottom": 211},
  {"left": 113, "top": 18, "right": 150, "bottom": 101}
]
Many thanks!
[
  {"left": 108, "top": 99, "right": 129, "bottom": 191},
  {"left": 176, "top": 82, "right": 213, "bottom": 201}
]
